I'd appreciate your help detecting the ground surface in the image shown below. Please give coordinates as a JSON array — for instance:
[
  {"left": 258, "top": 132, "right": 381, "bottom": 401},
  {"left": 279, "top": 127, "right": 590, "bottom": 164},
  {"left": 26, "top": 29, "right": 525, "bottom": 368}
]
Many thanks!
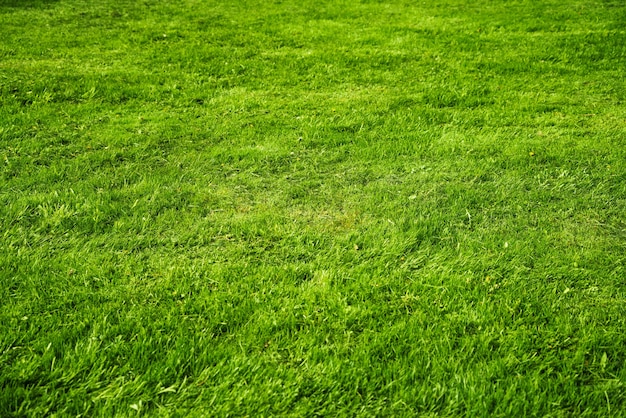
[{"left": 1, "top": 0, "right": 625, "bottom": 416}]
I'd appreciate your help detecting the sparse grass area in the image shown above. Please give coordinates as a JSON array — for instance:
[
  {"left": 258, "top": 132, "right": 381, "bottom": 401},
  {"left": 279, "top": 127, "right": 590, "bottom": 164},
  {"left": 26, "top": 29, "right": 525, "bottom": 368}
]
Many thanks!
[{"left": 1, "top": 0, "right": 626, "bottom": 416}]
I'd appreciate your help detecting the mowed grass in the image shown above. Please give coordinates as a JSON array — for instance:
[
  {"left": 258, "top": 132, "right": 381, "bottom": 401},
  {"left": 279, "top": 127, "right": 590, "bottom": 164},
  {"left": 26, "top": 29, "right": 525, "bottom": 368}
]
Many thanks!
[{"left": 1, "top": 0, "right": 626, "bottom": 415}]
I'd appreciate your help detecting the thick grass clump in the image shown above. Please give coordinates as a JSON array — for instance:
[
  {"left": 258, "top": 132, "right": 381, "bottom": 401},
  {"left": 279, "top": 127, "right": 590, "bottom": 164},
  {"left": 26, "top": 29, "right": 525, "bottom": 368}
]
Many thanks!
[{"left": 1, "top": 0, "right": 625, "bottom": 416}]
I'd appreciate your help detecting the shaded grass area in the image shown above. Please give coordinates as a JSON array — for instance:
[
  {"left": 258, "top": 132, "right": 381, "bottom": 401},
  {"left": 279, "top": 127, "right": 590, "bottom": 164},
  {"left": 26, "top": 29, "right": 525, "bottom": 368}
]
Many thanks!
[{"left": 1, "top": 0, "right": 626, "bottom": 416}]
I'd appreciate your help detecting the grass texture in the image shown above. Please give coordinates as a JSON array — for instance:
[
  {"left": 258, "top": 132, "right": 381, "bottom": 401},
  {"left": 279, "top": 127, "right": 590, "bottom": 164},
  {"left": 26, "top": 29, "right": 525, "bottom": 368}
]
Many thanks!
[{"left": 1, "top": 0, "right": 626, "bottom": 416}]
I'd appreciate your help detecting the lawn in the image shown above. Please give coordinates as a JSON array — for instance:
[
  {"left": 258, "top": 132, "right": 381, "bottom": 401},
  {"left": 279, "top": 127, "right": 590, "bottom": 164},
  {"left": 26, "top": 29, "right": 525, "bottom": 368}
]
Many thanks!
[{"left": 1, "top": 0, "right": 625, "bottom": 416}]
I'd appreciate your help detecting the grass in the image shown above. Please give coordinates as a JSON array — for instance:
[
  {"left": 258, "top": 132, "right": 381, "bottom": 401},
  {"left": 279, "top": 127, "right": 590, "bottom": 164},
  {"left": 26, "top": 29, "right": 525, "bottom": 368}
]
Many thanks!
[{"left": 1, "top": 0, "right": 626, "bottom": 416}]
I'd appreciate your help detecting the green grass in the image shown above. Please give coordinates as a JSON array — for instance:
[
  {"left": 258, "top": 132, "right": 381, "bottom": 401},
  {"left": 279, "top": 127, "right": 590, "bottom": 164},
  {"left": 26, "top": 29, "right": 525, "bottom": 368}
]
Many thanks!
[{"left": 1, "top": 0, "right": 626, "bottom": 416}]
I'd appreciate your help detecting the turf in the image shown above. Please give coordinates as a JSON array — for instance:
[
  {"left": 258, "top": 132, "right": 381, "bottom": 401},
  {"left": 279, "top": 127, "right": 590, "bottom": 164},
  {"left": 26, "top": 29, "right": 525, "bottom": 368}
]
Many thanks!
[{"left": 1, "top": 0, "right": 625, "bottom": 416}]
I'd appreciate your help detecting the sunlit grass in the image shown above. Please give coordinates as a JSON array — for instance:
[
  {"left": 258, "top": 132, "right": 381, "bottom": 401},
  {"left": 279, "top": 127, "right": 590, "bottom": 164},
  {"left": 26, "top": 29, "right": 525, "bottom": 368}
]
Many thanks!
[{"left": 1, "top": 0, "right": 625, "bottom": 416}]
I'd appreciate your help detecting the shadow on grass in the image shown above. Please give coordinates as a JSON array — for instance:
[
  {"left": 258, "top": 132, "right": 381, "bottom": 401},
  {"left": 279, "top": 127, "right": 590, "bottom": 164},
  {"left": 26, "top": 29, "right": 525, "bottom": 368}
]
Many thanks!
[{"left": 0, "top": 0, "right": 59, "bottom": 8}]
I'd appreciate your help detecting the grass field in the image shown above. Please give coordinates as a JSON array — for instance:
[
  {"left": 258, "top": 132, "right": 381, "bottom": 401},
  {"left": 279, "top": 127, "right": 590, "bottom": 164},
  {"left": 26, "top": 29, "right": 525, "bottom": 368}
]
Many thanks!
[{"left": 1, "top": 0, "right": 625, "bottom": 416}]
